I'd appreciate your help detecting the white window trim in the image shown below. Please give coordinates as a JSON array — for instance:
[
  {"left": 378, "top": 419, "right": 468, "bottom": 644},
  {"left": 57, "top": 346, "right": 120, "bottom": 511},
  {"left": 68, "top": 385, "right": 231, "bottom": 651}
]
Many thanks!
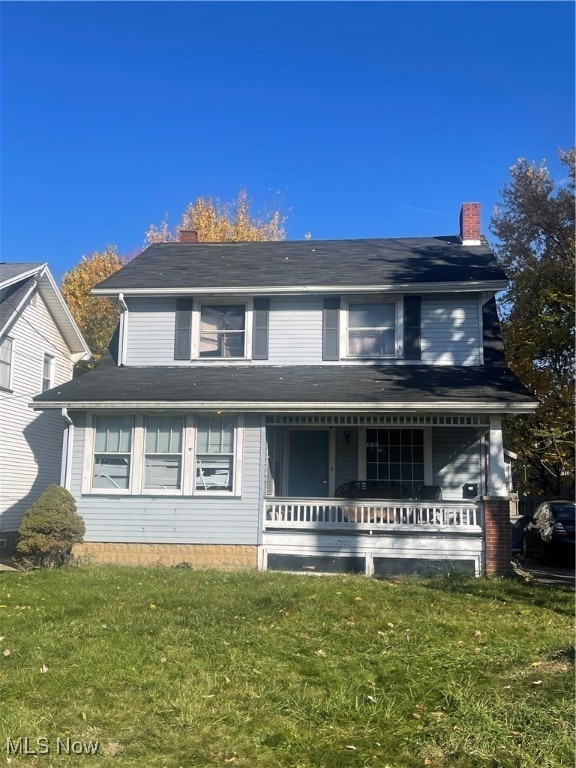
[
  {"left": 82, "top": 413, "right": 242, "bottom": 497},
  {"left": 41, "top": 352, "right": 56, "bottom": 392},
  {"left": 193, "top": 414, "right": 244, "bottom": 497},
  {"left": 83, "top": 413, "right": 135, "bottom": 495},
  {"left": 0, "top": 336, "right": 15, "bottom": 391},
  {"left": 340, "top": 295, "right": 404, "bottom": 360},
  {"left": 140, "top": 415, "right": 193, "bottom": 496},
  {"left": 191, "top": 299, "right": 253, "bottom": 361}
]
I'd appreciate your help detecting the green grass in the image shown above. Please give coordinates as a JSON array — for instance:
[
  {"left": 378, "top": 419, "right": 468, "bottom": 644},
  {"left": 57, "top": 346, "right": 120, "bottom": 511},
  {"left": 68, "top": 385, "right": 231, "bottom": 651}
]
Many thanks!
[{"left": 0, "top": 567, "right": 574, "bottom": 767}]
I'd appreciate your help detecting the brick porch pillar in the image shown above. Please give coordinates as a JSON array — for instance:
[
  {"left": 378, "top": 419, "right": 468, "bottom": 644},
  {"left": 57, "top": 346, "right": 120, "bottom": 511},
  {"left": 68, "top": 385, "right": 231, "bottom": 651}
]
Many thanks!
[{"left": 483, "top": 496, "right": 512, "bottom": 576}]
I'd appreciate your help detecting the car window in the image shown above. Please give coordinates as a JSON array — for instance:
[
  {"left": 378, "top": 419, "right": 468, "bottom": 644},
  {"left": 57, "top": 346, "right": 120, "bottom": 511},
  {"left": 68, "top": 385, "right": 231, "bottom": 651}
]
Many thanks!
[{"left": 550, "top": 503, "right": 576, "bottom": 522}]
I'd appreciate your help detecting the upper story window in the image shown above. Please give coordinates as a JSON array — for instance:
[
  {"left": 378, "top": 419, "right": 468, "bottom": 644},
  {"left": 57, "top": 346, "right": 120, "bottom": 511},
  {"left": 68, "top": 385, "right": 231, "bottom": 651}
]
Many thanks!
[
  {"left": 93, "top": 416, "right": 133, "bottom": 491},
  {"left": 346, "top": 301, "right": 399, "bottom": 358},
  {"left": 42, "top": 353, "right": 55, "bottom": 392},
  {"left": 0, "top": 337, "right": 14, "bottom": 390},
  {"left": 199, "top": 305, "right": 246, "bottom": 358}
]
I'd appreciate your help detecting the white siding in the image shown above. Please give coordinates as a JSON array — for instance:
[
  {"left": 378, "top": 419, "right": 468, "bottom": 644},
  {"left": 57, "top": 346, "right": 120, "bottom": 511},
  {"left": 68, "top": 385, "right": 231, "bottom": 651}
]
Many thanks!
[
  {"left": 0, "top": 292, "right": 74, "bottom": 531},
  {"left": 68, "top": 413, "right": 265, "bottom": 546},
  {"left": 421, "top": 294, "right": 481, "bottom": 365}
]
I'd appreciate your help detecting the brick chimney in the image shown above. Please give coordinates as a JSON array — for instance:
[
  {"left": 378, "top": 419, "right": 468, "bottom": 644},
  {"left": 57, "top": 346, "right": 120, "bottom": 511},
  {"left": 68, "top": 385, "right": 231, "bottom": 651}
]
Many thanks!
[
  {"left": 179, "top": 229, "right": 198, "bottom": 243},
  {"left": 459, "top": 203, "right": 481, "bottom": 245}
]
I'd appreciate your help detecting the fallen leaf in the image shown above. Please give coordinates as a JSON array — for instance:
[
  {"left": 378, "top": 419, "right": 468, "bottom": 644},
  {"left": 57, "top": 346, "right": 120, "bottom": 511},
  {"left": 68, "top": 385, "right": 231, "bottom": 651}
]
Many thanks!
[
  {"left": 531, "top": 661, "right": 541, "bottom": 667},
  {"left": 412, "top": 713, "right": 422, "bottom": 720},
  {"left": 2, "top": 649, "right": 10, "bottom": 657}
]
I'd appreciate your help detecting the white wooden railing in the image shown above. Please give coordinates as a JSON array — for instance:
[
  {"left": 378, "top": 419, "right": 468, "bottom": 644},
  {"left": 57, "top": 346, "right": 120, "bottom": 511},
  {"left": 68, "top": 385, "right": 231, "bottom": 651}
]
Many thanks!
[{"left": 265, "top": 498, "right": 482, "bottom": 530}]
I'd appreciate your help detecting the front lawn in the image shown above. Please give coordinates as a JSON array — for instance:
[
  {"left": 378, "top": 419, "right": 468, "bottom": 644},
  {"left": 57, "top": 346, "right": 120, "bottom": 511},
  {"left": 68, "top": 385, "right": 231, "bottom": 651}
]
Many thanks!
[{"left": 0, "top": 567, "right": 573, "bottom": 767}]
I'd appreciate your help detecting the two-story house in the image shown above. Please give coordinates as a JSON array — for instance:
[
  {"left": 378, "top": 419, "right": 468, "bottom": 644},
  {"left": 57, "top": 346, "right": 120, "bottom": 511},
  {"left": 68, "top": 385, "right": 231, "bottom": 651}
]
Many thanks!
[
  {"left": 0, "top": 263, "right": 90, "bottom": 552},
  {"left": 32, "top": 204, "right": 537, "bottom": 576}
]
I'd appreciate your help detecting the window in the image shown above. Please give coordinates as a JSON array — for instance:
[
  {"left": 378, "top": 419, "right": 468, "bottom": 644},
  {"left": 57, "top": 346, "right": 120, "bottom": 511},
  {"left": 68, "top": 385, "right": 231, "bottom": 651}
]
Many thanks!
[
  {"left": 0, "top": 337, "right": 14, "bottom": 390},
  {"left": 144, "top": 417, "right": 183, "bottom": 490},
  {"left": 348, "top": 303, "right": 396, "bottom": 357},
  {"left": 195, "top": 416, "right": 235, "bottom": 491},
  {"left": 199, "top": 305, "right": 245, "bottom": 358},
  {"left": 366, "top": 429, "right": 424, "bottom": 496},
  {"left": 93, "top": 416, "right": 133, "bottom": 490},
  {"left": 42, "top": 353, "right": 55, "bottom": 392}
]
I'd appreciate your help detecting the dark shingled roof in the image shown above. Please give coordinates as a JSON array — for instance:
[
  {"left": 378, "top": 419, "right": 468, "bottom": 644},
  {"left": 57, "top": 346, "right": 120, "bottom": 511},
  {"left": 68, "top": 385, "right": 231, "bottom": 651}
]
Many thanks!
[
  {"left": 34, "top": 364, "right": 535, "bottom": 408},
  {"left": 0, "top": 276, "right": 37, "bottom": 333},
  {"left": 0, "top": 263, "right": 44, "bottom": 284},
  {"left": 95, "top": 237, "right": 507, "bottom": 291}
]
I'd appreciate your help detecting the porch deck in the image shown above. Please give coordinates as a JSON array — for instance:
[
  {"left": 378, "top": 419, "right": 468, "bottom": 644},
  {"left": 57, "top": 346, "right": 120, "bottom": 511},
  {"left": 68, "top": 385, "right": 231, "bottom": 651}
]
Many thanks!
[{"left": 264, "top": 498, "right": 482, "bottom": 531}]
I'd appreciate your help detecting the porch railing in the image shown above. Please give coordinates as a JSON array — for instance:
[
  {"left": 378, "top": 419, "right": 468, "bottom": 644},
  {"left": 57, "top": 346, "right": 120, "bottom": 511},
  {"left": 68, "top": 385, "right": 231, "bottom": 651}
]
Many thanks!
[{"left": 265, "top": 498, "right": 482, "bottom": 530}]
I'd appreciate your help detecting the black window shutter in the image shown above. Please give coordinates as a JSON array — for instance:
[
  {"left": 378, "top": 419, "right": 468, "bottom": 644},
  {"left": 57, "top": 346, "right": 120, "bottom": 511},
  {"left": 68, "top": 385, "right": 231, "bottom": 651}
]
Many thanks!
[
  {"left": 403, "top": 296, "right": 421, "bottom": 360},
  {"left": 322, "top": 297, "right": 340, "bottom": 360},
  {"left": 252, "top": 298, "right": 270, "bottom": 360},
  {"left": 174, "top": 299, "right": 193, "bottom": 360}
]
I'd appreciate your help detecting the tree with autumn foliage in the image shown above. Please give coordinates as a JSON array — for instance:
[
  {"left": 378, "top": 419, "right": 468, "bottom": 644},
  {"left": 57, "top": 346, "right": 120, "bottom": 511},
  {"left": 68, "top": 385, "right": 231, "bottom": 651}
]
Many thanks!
[
  {"left": 145, "top": 188, "right": 286, "bottom": 244},
  {"left": 61, "top": 247, "right": 125, "bottom": 371},
  {"left": 490, "top": 148, "right": 575, "bottom": 498}
]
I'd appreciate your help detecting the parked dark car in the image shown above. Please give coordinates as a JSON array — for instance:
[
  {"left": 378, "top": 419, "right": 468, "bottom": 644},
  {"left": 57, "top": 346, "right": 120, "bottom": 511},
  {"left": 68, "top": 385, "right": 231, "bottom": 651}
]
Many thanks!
[{"left": 522, "top": 501, "right": 576, "bottom": 563}]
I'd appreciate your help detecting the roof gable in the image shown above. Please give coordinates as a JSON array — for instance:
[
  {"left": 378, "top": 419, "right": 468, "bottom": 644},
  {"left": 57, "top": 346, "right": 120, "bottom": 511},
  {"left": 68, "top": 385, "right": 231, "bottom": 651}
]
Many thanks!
[{"left": 0, "top": 262, "right": 91, "bottom": 360}]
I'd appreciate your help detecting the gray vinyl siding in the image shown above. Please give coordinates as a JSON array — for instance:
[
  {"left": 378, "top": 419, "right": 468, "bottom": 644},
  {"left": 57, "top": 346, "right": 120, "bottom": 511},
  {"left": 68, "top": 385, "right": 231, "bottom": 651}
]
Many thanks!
[
  {"left": 68, "top": 413, "right": 265, "bottom": 546},
  {"left": 125, "top": 297, "right": 177, "bottom": 365},
  {"left": 421, "top": 294, "right": 481, "bottom": 365},
  {"left": 124, "top": 294, "right": 483, "bottom": 367},
  {"left": 268, "top": 297, "right": 323, "bottom": 363},
  {"left": 335, "top": 427, "right": 358, "bottom": 490},
  {"left": 0, "top": 292, "right": 73, "bottom": 531},
  {"left": 432, "top": 427, "right": 483, "bottom": 500}
]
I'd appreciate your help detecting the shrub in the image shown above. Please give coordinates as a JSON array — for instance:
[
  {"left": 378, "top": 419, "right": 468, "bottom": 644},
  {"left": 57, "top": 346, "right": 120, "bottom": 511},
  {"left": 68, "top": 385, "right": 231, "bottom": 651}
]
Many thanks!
[{"left": 15, "top": 485, "right": 85, "bottom": 568}]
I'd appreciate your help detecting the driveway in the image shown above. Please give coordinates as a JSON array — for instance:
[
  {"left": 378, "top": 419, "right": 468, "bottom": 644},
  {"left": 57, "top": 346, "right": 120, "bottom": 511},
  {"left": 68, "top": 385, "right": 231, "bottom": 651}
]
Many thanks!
[{"left": 513, "top": 556, "right": 575, "bottom": 589}]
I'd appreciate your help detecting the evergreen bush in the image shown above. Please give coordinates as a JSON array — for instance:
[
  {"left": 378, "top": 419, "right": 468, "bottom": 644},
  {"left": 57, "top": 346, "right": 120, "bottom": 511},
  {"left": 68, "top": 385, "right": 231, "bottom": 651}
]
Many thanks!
[{"left": 16, "top": 485, "right": 85, "bottom": 568}]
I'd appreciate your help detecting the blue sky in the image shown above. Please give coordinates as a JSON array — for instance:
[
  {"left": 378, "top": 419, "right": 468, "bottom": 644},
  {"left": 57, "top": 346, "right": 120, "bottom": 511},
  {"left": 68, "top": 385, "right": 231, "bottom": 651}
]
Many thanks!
[{"left": 1, "top": 1, "right": 574, "bottom": 283}]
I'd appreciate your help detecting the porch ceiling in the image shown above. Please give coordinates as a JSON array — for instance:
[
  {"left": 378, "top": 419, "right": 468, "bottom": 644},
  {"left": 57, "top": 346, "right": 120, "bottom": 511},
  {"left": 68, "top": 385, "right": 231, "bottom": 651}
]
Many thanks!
[{"left": 33, "top": 363, "right": 537, "bottom": 413}]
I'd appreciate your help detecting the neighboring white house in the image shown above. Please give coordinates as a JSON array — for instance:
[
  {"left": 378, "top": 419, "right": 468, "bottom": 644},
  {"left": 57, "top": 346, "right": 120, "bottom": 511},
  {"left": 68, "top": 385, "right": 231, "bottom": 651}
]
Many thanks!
[
  {"left": 0, "top": 263, "right": 90, "bottom": 551},
  {"left": 33, "top": 205, "right": 538, "bottom": 576}
]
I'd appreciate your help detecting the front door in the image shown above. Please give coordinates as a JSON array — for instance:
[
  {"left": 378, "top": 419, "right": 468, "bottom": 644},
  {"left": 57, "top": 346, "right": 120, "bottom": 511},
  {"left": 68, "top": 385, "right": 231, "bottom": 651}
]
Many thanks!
[{"left": 287, "top": 430, "right": 330, "bottom": 497}]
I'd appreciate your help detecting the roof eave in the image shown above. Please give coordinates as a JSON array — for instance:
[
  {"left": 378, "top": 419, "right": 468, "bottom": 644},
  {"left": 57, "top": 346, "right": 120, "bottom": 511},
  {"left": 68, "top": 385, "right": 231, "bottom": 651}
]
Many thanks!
[
  {"left": 31, "top": 399, "right": 538, "bottom": 414},
  {"left": 92, "top": 280, "right": 508, "bottom": 297}
]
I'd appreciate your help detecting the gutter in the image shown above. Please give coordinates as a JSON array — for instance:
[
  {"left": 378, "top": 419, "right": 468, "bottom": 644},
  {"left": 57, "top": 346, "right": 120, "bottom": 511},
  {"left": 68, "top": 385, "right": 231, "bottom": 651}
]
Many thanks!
[
  {"left": 33, "top": 400, "right": 539, "bottom": 414},
  {"left": 92, "top": 280, "right": 509, "bottom": 297}
]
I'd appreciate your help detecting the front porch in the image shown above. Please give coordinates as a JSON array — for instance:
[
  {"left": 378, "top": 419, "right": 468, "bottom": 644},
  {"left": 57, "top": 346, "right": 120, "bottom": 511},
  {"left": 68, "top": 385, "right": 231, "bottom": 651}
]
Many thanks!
[
  {"left": 261, "top": 412, "right": 510, "bottom": 576},
  {"left": 262, "top": 497, "right": 484, "bottom": 576}
]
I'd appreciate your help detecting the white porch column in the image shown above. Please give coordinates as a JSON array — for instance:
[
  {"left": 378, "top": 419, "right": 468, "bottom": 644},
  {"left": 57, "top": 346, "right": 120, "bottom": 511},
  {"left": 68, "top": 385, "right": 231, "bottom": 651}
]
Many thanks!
[{"left": 487, "top": 416, "right": 507, "bottom": 497}]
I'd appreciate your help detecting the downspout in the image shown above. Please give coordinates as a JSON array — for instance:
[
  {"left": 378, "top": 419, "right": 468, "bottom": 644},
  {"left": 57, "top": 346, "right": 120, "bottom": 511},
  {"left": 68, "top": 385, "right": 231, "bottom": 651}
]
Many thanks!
[
  {"left": 60, "top": 407, "right": 74, "bottom": 491},
  {"left": 118, "top": 293, "right": 129, "bottom": 366}
]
